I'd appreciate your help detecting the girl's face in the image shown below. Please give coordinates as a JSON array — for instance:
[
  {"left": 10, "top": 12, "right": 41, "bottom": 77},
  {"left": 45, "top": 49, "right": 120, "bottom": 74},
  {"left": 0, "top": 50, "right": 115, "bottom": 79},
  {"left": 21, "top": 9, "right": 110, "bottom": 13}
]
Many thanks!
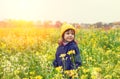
[{"left": 63, "top": 29, "right": 75, "bottom": 42}]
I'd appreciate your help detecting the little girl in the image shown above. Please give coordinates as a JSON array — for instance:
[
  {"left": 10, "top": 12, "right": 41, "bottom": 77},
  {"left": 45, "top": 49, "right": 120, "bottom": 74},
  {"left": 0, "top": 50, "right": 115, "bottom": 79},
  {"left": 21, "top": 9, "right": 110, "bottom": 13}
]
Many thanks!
[{"left": 53, "top": 23, "right": 82, "bottom": 70}]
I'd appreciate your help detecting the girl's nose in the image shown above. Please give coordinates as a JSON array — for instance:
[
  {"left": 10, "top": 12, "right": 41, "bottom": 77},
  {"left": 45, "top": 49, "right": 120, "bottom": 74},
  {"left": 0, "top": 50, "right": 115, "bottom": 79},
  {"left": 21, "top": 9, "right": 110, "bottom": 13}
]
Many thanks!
[{"left": 69, "top": 34, "right": 73, "bottom": 36}]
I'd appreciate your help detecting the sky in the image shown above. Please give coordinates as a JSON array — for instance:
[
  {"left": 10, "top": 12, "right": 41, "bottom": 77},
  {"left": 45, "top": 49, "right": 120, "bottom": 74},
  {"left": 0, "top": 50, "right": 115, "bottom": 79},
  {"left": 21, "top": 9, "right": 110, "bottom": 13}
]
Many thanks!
[{"left": 0, "top": 0, "right": 120, "bottom": 23}]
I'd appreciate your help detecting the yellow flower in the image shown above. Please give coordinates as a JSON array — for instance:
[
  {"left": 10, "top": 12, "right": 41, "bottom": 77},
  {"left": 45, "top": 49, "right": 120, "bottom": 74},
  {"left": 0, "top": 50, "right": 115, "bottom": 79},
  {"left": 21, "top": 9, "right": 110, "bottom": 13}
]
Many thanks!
[
  {"left": 30, "top": 71, "right": 35, "bottom": 75},
  {"left": 91, "top": 75, "right": 96, "bottom": 79},
  {"left": 67, "top": 50, "right": 75, "bottom": 55},
  {"left": 93, "top": 67, "right": 102, "bottom": 72},
  {"left": 59, "top": 54, "right": 66, "bottom": 58},
  {"left": 64, "top": 70, "right": 78, "bottom": 77},
  {"left": 83, "top": 68, "right": 89, "bottom": 73},
  {"left": 81, "top": 75, "right": 88, "bottom": 79},
  {"left": 14, "top": 70, "right": 20, "bottom": 75},
  {"left": 35, "top": 75, "right": 43, "bottom": 79},
  {"left": 86, "top": 57, "right": 93, "bottom": 61},
  {"left": 104, "top": 75, "right": 112, "bottom": 79},
  {"left": 91, "top": 68, "right": 102, "bottom": 79},
  {"left": 52, "top": 73, "right": 63, "bottom": 79},
  {"left": 55, "top": 66, "right": 62, "bottom": 72},
  {"left": 22, "top": 78, "right": 29, "bottom": 79},
  {"left": 36, "top": 51, "right": 40, "bottom": 56},
  {"left": 64, "top": 70, "right": 70, "bottom": 75},
  {"left": 72, "top": 73, "right": 78, "bottom": 78}
]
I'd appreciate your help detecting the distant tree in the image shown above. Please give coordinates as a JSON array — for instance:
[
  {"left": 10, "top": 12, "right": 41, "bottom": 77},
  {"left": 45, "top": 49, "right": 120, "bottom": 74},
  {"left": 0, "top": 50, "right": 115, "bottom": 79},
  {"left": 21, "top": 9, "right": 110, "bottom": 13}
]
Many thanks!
[
  {"left": 54, "top": 21, "right": 62, "bottom": 28},
  {"left": 72, "top": 23, "right": 81, "bottom": 29},
  {"left": 96, "top": 22, "right": 103, "bottom": 28}
]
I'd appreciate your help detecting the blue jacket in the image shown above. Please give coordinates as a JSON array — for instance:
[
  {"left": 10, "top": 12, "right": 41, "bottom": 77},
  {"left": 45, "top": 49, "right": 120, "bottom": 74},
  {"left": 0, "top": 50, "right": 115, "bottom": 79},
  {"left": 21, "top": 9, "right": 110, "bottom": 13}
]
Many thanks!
[{"left": 53, "top": 41, "right": 82, "bottom": 70}]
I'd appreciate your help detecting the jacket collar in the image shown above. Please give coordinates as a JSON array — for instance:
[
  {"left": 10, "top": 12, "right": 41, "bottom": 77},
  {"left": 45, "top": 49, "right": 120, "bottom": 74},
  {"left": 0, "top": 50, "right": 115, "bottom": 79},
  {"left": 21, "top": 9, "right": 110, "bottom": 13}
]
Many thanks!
[{"left": 62, "top": 40, "right": 75, "bottom": 46}]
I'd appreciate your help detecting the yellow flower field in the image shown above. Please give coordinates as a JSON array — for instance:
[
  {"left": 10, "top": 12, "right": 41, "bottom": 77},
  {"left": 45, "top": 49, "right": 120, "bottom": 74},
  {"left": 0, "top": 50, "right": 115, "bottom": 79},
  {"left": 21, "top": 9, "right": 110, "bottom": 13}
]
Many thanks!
[{"left": 0, "top": 26, "right": 120, "bottom": 79}]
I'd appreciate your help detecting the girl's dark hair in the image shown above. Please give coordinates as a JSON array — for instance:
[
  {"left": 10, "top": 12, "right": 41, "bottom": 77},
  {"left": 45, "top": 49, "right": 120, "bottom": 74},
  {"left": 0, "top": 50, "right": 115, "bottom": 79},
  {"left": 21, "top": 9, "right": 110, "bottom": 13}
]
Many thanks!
[{"left": 58, "top": 38, "right": 78, "bottom": 46}]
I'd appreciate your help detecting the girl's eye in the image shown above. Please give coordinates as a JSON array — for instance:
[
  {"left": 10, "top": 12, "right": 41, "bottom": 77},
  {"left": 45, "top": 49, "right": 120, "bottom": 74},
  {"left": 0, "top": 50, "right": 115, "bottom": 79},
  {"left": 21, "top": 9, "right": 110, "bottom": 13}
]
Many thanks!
[
  {"left": 65, "top": 30, "right": 75, "bottom": 35},
  {"left": 67, "top": 33, "right": 70, "bottom": 35},
  {"left": 71, "top": 32, "right": 74, "bottom": 35},
  {"left": 66, "top": 32, "right": 69, "bottom": 35}
]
